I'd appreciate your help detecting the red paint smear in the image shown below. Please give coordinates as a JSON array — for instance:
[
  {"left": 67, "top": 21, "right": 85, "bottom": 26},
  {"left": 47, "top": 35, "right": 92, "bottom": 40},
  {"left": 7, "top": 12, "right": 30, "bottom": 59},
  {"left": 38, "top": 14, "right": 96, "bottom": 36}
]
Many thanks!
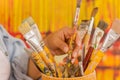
[
  {"left": 9, "top": 32, "right": 30, "bottom": 48},
  {"left": 86, "top": 0, "right": 91, "bottom": 6},
  {"left": 8, "top": 17, "right": 11, "bottom": 32},
  {"left": 86, "top": 0, "right": 91, "bottom": 2},
  {"left": 8, "top": 0, "right": 13, "bottom": 33}
]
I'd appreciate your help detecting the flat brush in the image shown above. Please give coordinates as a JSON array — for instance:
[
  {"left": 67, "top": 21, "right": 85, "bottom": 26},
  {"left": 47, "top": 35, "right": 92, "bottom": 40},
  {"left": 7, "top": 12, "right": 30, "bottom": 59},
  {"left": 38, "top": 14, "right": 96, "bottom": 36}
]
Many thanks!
[
  {"left": 92, "top": 20, "right": 108, "bottom": 49},
  {"left": 23, "top": 17, "right": 55, "bottom": 63},
  {"left": 90, "top": 20, "right": 108, "bottom": 59},
  {"left": 76, "top": 20, "right": 89, "bottom": 76},
  {"left": 19, "top": 22, "right": 57, "bottom": 77},
  {"left": 21, "top": 21, "right": 62, "bottom": 77},
  {"left": 101, "top": 19, "right": 120, "bottom": 52}
]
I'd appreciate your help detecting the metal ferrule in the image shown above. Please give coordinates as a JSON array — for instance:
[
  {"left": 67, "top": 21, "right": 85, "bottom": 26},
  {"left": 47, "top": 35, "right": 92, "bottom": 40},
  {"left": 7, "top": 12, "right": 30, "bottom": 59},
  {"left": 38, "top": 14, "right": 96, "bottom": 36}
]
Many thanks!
[
  {"left": 92, "top": 27, "right": 104, "bottom": 49},
  {"left": 88, "top": 17, "right": 94, "bottom": 34},
  {"left": 24, "top": 30, "right": 43, "bottom": 52},
  {"left": 100, "top": 29, "right": 120, "bottom": 52}
]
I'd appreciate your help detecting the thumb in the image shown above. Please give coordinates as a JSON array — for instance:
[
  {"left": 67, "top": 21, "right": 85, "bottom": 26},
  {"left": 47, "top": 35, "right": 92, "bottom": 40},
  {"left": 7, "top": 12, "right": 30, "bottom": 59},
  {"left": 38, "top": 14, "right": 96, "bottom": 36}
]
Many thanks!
[{"left": 56, "top": 39, "right": 69, "bottom": 53}]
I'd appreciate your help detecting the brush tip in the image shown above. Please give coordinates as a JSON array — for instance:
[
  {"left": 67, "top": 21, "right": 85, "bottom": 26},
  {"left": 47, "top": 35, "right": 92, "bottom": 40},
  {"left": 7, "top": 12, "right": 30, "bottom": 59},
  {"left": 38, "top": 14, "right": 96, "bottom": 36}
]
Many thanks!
[
  {"left": 97, "top": 20, "right": 108, "bottom": 31},
  {"left": 111, "top": 19, "right": 120, "bottom": 34},
  {"left": 19, "top": 22, "right": 31, "bottom": 35},
  {"left": 91, "top": 7, "right": 98, "bottom": 17},
  {"left": 22, "top": 17, "right": 35, "bottom": 26},
  {"left": 81, "top": 20, "right": 89, "bottom": 22},
  {"left": 77, "top": 0, "right": 82, "bottom": 7}
]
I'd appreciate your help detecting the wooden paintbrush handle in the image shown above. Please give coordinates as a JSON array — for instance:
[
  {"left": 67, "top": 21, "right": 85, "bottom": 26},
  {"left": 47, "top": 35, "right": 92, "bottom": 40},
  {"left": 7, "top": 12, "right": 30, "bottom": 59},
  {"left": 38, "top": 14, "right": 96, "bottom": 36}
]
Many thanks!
[
  {"left": 31, "top": 52, "right": 52, "bottom": 76},
  {"left": 43, "top": 46, "right": 55, "bottom": 62},
  {"left": 43, "top": 46, "right": 63, "bottom": 77},
  {"left": 38, "top": 51, "right": 57, "bottom": 77},
  {"left": 83, "top": 33, "right": 91, "bottom": 55},
  {"left": 85, "top": 50, "right": 104, "bottom": 75},
  {"left": 83, "top": 47, "right": 94, "bottom": 71}
]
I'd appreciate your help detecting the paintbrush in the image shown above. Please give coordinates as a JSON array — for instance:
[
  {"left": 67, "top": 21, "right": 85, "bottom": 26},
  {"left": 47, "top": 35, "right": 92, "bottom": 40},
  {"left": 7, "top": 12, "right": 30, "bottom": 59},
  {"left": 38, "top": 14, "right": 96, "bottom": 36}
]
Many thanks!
[
  {"left": 75, "top": 20, "right": 89, "bottom": 76},
  {"left": 65, "top": 1, "right": 82, "bottom": 77},
  {"left": 83, "top": 20, "right": 108, "bottom": 71},
  {"left": 92, "top": 20, "right": 108, "bottom": 49},
  {"left": 85, "top": 19, "right": 120, "bottom": 75},
  {"left": 23, "top": 17, "right": 62, "bottom": 77},
  {"left": 23, "top": 17, "right": 55, "bottom": 63},
  {"left": 90, "top": 20, "right": 108, "bottom": 59},
  {"left": 83, "top": 7, "right": 98, "bottom": 55},
  {"left": 19, "top": 22, "right": 57, "bottom": 77},
  {"left": 67, "top": 0, "right": 82, "bottom": 59},
  {"left": 22, "top": 19, "right": 62, "bottom": 77}
]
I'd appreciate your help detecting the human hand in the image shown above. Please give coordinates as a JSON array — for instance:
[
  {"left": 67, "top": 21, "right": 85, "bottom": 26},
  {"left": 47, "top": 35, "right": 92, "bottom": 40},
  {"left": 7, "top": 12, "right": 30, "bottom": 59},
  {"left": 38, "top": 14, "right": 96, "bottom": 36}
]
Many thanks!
[{"left": 44, "top": 27, "right": 81, "bottom": 62}]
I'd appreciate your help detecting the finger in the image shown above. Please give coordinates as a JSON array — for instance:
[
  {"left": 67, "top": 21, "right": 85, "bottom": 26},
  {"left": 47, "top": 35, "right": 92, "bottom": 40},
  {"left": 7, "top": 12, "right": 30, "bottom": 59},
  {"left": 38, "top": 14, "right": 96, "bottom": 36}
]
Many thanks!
[
  {"left": 50, "top": 49, "right": 65, "bottom": 56},
  {"left": 55, "top": 39, "right": 69, "bottom": 53},
  {"left": 63, "top": 27, "right": 75, "bottom": 39},
  {"left": 71, "top": 46, "right": 80, "bottom": 63},
  {"left": 53, "top": 49, "right": 65, "bottom": 55},
  {"left": 72, "top": 46, "right": 80, "bottom": 59}
]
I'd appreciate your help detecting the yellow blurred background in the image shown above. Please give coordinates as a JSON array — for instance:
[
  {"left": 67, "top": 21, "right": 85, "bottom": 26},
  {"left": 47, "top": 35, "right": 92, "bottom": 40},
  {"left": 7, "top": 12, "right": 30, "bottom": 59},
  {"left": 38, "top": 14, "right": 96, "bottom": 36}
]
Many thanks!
[{"left": 0, "top": 0, "right": 120, "bottom": 80}]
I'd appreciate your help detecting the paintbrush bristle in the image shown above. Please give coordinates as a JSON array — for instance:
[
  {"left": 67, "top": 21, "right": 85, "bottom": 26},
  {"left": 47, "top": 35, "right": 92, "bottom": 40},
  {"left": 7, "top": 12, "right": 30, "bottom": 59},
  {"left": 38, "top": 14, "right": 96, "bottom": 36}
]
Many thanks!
[
  {"left": 19, "top": 22, "right": 31, "bottom": 35},
  {"left": 97, "top": 20, "right": 108, "bottom": 31},
  {"left": 111, "top": 19, "right": 120, "bottom": 34},
  {"left": 91, "top": 7, "right": 98, "bottom": 17},
  {"left": 77, "top": 0, "right": 82, "bottom": 7},
  {"left": 22, "top": 17, "right": 35, "bottom": 26}
]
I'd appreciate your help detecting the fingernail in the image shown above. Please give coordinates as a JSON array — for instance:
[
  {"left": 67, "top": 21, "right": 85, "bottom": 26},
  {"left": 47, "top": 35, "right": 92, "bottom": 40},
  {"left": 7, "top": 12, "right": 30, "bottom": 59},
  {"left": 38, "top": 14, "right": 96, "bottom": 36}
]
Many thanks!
[
  {"left": 78, "top": 41, "right": 81, "bottom": 46},
  {"left": 64, "top": 47, "right": 68, "bottom": 52},
  {"left": 73, "top": 52, "right": 77, "bottom": 58}
]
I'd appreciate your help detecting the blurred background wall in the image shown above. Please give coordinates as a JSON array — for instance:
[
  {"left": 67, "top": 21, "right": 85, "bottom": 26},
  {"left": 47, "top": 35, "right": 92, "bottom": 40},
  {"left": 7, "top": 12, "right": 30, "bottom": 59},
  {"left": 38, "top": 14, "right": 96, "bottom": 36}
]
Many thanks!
[{"left": 0, "top": 0, "right": 120, "bottom": 80}]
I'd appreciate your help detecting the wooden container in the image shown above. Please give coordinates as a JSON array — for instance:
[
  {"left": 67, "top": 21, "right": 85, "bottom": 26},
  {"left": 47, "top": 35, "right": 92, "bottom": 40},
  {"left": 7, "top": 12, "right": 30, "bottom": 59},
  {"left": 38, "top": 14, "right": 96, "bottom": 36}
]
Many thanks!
[{"left": 41, "top": 71, "right": 96, "bottom": 80}]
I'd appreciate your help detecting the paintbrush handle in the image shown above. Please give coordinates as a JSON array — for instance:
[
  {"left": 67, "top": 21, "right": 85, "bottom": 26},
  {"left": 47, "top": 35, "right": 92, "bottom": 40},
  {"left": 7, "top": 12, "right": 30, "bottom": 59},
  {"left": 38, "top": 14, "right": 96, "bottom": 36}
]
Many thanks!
[
  {"left": 31, "top": 52, "right": 52, "bottom": 76},
  {"left": 43, "top": 46, "right": 55, "bottom": 62},
  {"left": 83, "top": 33, "right": 91, "bottom": 55},
  {"left": 43, "top": 46, "right": 62, "bottom": 77},
  {"left": 90, "top": 49, "right": 98, "bottom": 61},
  {"left": 83, "top": 47, "right": 94, "bottom": 71},
  {"left": 38, "top": 51, "right": 57, "bottom": 77},
  {"left": 55, "top": 64, "right": 63, "bottom": 78},
  {"left": 85, "top": 50, "right": 104, "bottom": 75}
]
